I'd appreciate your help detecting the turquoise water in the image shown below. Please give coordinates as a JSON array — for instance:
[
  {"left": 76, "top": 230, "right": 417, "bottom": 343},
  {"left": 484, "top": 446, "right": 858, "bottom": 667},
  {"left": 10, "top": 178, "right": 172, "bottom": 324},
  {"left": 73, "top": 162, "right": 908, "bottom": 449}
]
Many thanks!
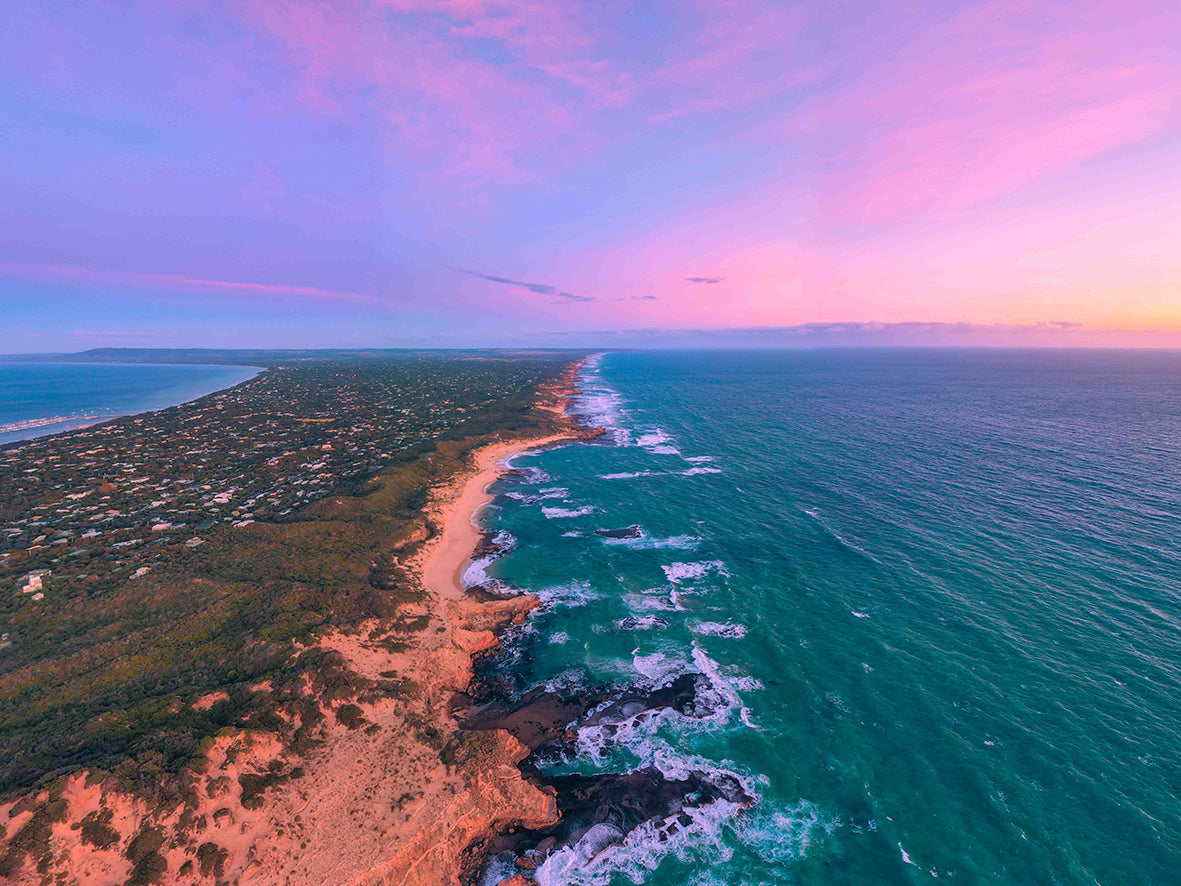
[
  {"left": 476, "top": 349, "right": 1181, "bottom": 885},
  {"left": 0, "top": 362, "right": 259, "bottom": 444}
]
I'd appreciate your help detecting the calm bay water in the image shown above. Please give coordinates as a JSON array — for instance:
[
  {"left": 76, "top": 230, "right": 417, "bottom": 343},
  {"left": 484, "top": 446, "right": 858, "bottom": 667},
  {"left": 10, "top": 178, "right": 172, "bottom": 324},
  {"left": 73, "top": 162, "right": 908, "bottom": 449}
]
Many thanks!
[
  {"left": 0, "top": 362, "right": 259, "bottom": 444},
  {"left": 477, "top": 349, "right": 1181, "bottom": 885}
]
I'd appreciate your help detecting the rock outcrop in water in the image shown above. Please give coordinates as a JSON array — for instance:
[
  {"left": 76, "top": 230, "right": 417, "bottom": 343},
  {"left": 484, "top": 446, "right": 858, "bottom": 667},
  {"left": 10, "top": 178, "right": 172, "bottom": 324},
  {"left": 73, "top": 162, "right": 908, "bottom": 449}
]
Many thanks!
[
  {"left": 472, "top": 766, "right": 753, "bottom": 884},
  {"left": 459, "top": 669, "right": 748, "bottom": 885},
  {"left": 614, "top": 615, "right": 670, "bottom": 631},
  {"left": 594, "top": 524, "right": 644, "bottom": 539}
]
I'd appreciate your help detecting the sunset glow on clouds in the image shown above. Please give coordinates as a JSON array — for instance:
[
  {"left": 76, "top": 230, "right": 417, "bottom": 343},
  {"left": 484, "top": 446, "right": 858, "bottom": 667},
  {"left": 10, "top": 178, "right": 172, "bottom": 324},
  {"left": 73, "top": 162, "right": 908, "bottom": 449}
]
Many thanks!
[{"left": 2, "top": 0, "right": 1179, "bottom": 349}]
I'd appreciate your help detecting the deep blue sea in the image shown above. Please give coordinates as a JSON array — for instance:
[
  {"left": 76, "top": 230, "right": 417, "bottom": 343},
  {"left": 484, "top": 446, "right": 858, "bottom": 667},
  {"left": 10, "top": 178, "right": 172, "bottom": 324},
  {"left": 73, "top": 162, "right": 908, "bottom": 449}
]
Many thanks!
[
  {"left": 475, "top": 349, "right": 1181, "bottom": 886},
  {"left": 0, "top": 362, "right": 259, "bottom": 445}
]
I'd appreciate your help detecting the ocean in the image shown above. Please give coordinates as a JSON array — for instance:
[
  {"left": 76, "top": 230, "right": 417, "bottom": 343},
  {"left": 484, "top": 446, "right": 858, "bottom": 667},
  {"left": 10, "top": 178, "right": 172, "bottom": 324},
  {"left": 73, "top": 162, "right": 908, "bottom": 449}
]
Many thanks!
[
  {"left": 0, "top": 362, "right": 260, "bottom": 445},
  {"left": 474, "top": 349, "right": 1181, "bottom": 885}
]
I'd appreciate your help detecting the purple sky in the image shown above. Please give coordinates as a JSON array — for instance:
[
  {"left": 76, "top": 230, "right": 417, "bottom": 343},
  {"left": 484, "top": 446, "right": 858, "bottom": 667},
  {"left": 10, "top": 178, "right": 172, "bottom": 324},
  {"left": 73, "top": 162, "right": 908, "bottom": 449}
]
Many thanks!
[{"left": 2, "top": 0, "right": 1180, "bottom": 351}]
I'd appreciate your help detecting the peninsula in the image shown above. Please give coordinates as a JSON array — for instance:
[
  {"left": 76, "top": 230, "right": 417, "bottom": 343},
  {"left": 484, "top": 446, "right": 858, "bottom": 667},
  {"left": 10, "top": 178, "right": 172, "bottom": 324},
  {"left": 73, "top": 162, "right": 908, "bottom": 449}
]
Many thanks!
[{"left": 0, "top": 350, "right": 593, "bottom": 885}]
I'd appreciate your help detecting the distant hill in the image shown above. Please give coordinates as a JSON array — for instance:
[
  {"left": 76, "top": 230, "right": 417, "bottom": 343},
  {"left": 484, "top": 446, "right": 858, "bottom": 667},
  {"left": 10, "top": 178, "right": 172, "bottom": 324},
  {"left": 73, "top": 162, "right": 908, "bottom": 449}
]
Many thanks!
[{"left": 0, "top": 347, "right": 584, "bottom": 366}]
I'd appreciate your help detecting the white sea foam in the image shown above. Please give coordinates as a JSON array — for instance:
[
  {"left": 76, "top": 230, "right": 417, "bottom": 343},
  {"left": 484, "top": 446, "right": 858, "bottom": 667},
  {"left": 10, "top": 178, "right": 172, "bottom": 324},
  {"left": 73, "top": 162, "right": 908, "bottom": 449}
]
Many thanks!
[
  {"left": 591, "top": 643, "right": 744, "bottom": 735},
  {"left": 460, "top": 556, "right": 490, "bottom": 587},
  {"left": 635, "top": 428, "right": 680, "bottom": 455},
  {"left": 635, "top": 429, "right": 669, "bottom": 448},
  {"left": 460, "top": 530, "right": 515, "bottom": 587},
  {"left": 691, "top": 621, "right": 748, "bottom": 639},
  {"left": 530, "top": 788, "right": 834, "bottom": 886},
  {"left": 461, "top": 556, "right": 501, "bottom": 589},
  {"left": 541, "top": 668, "right": 594, "bottom": 695},
  {"left": 533, "top": 791, "right": 746, "bottom": 886},
  {"left": 506, "top": 461, "right": 552, "bottom": 484},
  {"left": 684, "top": 455, "right": 715, "bottom": 463},
  {"left": 731, "top": 801, "right": 839, "bottom": 869},
  {"left": 602, "top": 533, "right": 702, "bottom": 551},
  {"left": 0, "top": 414, "right": 101, "bottom": 435},
  {"left": 639, "top": 584, "right": 672, "bottom": 595},
  {"left": 573, "top": 358, "right": 630, "bottom": 445},
  {"left": 599, "top": 465, "right": 717, "bottom": 480},
  {"left": 825, "top": 691, "right": 850, "bottom": 713},
  {"left": 550, "top": 656, "right": 787, "bottom": 883},
  {"left": 480, "top": 855, "right": 518, "bottom": 886},
  {"left": 690, "top": 643, "right": 743, "bottom": 721},
  {"left": 662, "top": 560, "right": 730, "bottom": 584},
  {"left": 542, "top": 505, "right": 598, "bottom": 519},
  {"left": 631, "top": 650, "right": 691, "bottom": 686},
  {"left": 536, "top": 579, "right": 597, "bottom": 608},
  {"left": 574, "top": 389, "right": 626, "bottom": 431},
  {"left": 533, "top": 735, "right": 779, "bottom": 886},
  {"left": 488, "top": 529, "right": 515, "bottom": 551},
  {"left": 733, "top": 676, "right": 765, "bottom": 692},
  {"left": 549, "top": 631, "right": 570, "bottom": 645},
  {"left": 561, "top": 530, "right": 585, "bottom": 537},
  {"left": 621, "top": 592, "right": 679, "bottom": 612}
]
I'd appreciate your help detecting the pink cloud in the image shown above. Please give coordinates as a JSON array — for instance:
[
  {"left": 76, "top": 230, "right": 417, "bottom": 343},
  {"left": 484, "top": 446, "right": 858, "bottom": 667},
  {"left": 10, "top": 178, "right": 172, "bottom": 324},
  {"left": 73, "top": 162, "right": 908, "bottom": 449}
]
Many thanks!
[
  {"left": 230, "top": 0, "right": 611, "bottom": 181},
  {"left": 6, "top": 0, "right": 1179, "bottom": 343},
  {"left": 807, "top": 1, "right": 1181, "bottom": 225},
  {"left": 825, "top": 87, "right": 1175, "bottom": 225},
  {"left": 645, "top": 0, "right": 823, "bottom": 122},
  {"left": 0, "top": 262, "right": 386, "bottom": 305},
  {"left": 224, "top": 0, "right": 830, "bottom": 181}
]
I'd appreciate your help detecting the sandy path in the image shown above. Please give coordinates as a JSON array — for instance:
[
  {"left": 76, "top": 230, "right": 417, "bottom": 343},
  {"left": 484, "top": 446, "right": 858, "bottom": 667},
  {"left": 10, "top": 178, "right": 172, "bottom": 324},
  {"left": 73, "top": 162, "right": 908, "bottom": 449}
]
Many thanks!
[{"left": 423, "top": 433, "right": 577, "bottom": 601}]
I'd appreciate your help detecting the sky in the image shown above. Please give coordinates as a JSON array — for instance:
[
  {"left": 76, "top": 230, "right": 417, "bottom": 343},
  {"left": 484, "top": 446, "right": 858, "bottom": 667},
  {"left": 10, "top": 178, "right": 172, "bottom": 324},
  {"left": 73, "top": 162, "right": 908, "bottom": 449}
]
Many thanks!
[{"left": 2, "top": 0, "right": 1179, "bottom": 351}]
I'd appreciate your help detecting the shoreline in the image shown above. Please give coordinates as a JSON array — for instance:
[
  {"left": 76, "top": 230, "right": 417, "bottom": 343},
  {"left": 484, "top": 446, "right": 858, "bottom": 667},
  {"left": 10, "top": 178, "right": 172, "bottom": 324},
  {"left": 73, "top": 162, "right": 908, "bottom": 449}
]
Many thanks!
[
  {"left": 442, "top": 352, "right": 756, "bottom": 885},
  {"left": 0, "top": 356, "right": 597, "bottom": 886},
  {"left": 361, "top": 358, "right": 596, "bottom": 886},
  {"left": 0, "top": 362, "right": 263, "bottom": 445},
  {"left": 0, "top": 351, "right": 753, "bottom": 885},
  {"left": 422, "top": 433, "right": 581, "bottom": 605}
]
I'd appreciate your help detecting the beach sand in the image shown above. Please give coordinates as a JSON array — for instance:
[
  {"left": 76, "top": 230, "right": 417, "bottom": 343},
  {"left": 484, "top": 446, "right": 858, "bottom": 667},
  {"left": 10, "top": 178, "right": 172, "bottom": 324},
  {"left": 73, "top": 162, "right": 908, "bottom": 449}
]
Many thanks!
[{"left": 424, "top": 434, "right": 580, "bottom": 603}]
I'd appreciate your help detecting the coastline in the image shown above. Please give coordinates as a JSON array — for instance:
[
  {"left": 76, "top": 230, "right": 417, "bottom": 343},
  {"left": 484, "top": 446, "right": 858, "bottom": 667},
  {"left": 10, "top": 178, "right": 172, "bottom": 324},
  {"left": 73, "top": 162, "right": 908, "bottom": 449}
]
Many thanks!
[
  {"left": 0, "top": 361, "right": 263, "bottom": 445},
  {"left": 422, "top": 433, "right": 581, "bottom": 604},
  {"left": 292, "top": 431, "right": 589, "bottom": 886},
  {"left": 0, "top": 351, "right": 754, "bottom": 885},
  {"left": 360, "top": 359, "right": 595, "bottom": 885},
  {"left": 0, "top": 355, "right": 594, "bottom": 886},
  {"left": 266, "top": 357, "right": 599, "bottom": 886},
  {"left": 440, "top": 352, "right": 756, "bottom": 885}
]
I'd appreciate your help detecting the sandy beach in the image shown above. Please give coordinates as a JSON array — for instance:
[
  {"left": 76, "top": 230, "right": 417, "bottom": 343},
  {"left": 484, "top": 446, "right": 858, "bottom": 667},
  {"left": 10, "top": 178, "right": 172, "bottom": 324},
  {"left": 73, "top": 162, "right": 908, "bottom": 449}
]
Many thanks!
[{"left": 423, "top": 433, "right": 580, "bottom": 603}]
